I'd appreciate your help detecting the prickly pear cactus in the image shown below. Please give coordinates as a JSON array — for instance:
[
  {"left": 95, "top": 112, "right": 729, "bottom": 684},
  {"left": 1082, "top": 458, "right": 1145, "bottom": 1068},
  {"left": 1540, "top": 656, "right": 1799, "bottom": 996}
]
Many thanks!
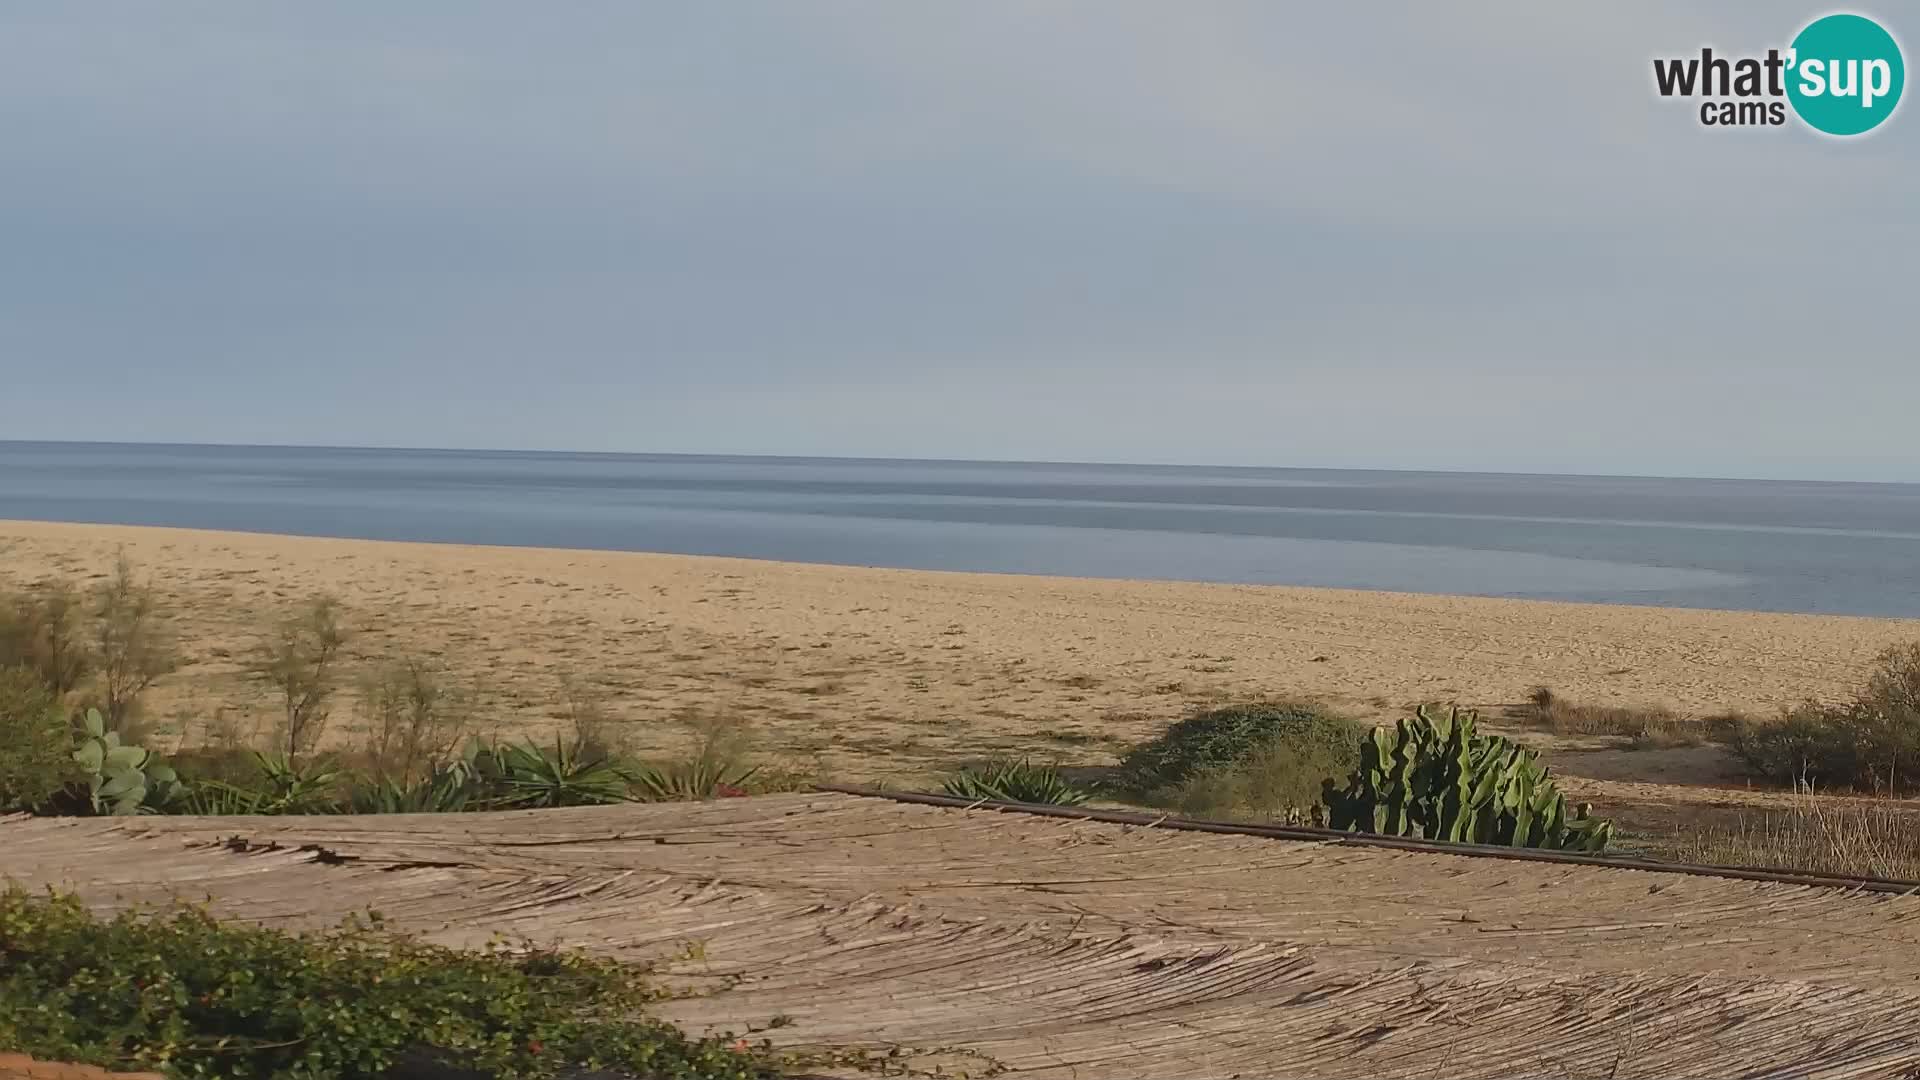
[
  {"left": 1329, "top": 704, "right": 1612, "bottom": 853},
  {"left": 70, "top": 707, "right": 186, "bottom": 815}
]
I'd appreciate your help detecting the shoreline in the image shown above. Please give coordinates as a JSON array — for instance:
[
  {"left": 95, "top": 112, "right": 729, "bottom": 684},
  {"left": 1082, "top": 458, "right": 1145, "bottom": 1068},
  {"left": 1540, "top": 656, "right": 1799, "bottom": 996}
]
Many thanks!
[{"left": 0, "top": 514, "right": 1901, "bottom": 622}]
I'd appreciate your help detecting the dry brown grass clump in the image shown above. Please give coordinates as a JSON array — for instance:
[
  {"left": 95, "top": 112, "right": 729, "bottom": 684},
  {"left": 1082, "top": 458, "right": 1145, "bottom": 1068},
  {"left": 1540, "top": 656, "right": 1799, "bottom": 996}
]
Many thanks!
[
  {"left": 1523, "top": 687, "right": 1704, "bottom": 749},
  {"left": 1664, "top": 795, "right": 1920, "bottom": 881}
]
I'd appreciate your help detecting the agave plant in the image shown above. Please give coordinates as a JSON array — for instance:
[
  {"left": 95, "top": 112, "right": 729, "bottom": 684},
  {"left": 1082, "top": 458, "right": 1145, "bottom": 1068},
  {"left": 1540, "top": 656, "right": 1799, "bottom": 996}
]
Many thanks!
[
  {"left": 348, "top": 742, "right": 486, "bottom": 814},
  {"left": 183, "top": 751, "right": 342, "bottom": 815},
  {"left": 70, "top": 707, "right": 186, "bottom": 815},
  {"left": 625, "top": 751, "right": 759, "bottom": 802},
  {"left": 474, "top": 737, "right": 631, "bottom": 809},
  {"left": 348, "top": 767, "right": 479, "bottom": 814},
  {"left": 941, "top": 758, "right": 1090, "bottom": 806}
]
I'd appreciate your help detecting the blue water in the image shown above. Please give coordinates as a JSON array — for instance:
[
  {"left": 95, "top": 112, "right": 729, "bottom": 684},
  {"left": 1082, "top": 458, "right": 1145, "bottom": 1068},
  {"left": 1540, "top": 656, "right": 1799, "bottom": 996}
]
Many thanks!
[{"left": 4, "top": 441, "right": 1920, "bottom": 617}]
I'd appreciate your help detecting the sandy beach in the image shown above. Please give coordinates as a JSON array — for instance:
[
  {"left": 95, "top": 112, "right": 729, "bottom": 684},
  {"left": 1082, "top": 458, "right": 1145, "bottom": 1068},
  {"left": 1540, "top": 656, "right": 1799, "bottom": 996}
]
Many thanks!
[{"left": 5, "top": 518, "right": 1917, "bottom": 801}]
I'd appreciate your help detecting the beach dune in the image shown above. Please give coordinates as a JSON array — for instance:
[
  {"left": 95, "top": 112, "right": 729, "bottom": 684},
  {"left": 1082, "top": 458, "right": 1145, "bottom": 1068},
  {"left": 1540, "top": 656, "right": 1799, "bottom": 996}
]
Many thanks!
[{"left": 2, "top": 519, "right": 1914, "bottom": 795}]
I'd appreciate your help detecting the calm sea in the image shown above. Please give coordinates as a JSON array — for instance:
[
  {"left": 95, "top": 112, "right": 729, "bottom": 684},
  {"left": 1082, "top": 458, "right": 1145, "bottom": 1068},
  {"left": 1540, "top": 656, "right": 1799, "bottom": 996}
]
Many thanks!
[{"left": 3, "top": 441, "right": 1919, "bottom": 618}]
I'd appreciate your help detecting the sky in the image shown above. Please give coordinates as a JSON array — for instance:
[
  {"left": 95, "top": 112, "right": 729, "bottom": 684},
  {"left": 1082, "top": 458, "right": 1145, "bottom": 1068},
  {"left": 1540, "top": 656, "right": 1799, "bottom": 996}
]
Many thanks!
[{"left": 1, "top": 3, "right": 1915, "bottom": 481}]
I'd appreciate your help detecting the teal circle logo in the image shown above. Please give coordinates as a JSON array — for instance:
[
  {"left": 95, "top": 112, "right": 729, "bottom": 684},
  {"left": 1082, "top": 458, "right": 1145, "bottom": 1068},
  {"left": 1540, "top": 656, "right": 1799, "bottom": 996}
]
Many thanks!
[{"left": 1787, "top": 13, "right": 1905, "bottom": 135}]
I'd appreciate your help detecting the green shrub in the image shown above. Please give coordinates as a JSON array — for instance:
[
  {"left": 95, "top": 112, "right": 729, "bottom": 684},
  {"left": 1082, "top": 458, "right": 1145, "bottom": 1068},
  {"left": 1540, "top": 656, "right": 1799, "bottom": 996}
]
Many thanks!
[
  {"left": 1328, "top": 704, "right": 1613, "bottom": 852},
  {"left": 1727, "top": 701, "right": 1920, "bottom": 793},
  {"left": 1721, "top": 644, "right": 1920, "bottom": 794},
  {"left": 1725, "top": 703, "right": 1861, "bottom": 790},
  {"left": 1151, "top": 745, "right": 1341, "bottom": 822},
  {"left": 1861, "top": 642, "right": 1920, "bottom": 718},
  {"left": 0, "top": 888, "right": 780, "bottom": 1080},
  {"left": 942, "top": 758, "right": 1089, "bottom": 805},
  {"left": 0, "top": 666, "right": 72, "bottom": 813},
  {"left": 1120, "top": 703, "right": 1365, "bottom": 817}
]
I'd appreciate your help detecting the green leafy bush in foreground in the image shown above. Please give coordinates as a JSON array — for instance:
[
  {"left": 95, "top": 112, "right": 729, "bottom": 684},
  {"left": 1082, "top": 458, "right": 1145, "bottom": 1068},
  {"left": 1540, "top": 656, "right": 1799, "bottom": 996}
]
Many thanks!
[
  {"left": 942, "top": 758, "right": 1089, "bottom": 805},
  {"left": 0, "top": 888, "right": 780, "bottom": 1080}
]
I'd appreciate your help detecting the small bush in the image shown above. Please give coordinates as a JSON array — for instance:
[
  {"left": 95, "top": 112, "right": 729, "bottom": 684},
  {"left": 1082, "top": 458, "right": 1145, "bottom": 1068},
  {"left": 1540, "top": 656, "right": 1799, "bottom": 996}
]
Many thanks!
[
  {"left": 0, "top": 888, "right": 780, "bottom": 1080},
  {"left": 1727, "top": 701, "right": 1920, "bottom": 794},
  {"left": 358, "top": 658, "right": 470, "bottom": 784},
  {"left": 167, "top": 744, "right": 269, "bottom": 788},
  {"left": 1721, "top": 644, "right": 1920, "bottom": 794},
  {"left": 1153, "top": 745, "right": 1338, "bottom": 821},
  {"left": 1120, "top": 703, "right": 1365, "bottom": 818},
  {"left": 1861, "top": 642, "right": 1920, "bottom": 719},
  {"left": 558, "top": 674, "right": 629, "bottom": 761},
  {"left": 1725, "top": 703, "right": 1860, "bottom": 790},
  {"left": 0, "top": 582, "right": 92, "bottom": 696},
  {"left": 253, "top": 595, "right": 347, "bottom": 764},
  {"left": 91, "top": 555, "right": 178, "bottom": 732},
  {"left": 0, "top": 666, "right": 72, "bottom": 812},
  {"left": 942, "top": 758, "right": 1089, "bottom": 805}
]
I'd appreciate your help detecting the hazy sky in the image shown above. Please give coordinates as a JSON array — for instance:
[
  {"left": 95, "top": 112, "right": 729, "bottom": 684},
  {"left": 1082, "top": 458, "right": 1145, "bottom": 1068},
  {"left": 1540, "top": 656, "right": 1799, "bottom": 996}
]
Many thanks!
[{"left": 2, "top": 3, "right": 1914, "bottom": 480}]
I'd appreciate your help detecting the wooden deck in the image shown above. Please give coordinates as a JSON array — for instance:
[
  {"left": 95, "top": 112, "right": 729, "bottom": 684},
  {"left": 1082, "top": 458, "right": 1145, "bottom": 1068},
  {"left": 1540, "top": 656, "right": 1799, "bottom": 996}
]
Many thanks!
[{"left": 6, "top": 792, "right": 1920, "bottom": 1078}]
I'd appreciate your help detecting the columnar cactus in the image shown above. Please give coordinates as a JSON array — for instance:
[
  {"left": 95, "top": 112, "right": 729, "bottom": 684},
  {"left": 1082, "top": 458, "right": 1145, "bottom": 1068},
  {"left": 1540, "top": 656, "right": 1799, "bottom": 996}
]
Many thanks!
[{"left": 1329, "top": 704, "right": 1612, "bottom": 853}]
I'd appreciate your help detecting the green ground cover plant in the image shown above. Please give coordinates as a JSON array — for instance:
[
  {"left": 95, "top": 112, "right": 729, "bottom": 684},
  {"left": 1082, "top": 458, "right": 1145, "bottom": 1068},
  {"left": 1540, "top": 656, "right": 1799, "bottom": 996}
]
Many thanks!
[
  {"left": 0, "top": 888, "right": 781, "bottom": 1080},
  {"left": 1118, "top": 703, "right": 1366, "bottom": 820}
]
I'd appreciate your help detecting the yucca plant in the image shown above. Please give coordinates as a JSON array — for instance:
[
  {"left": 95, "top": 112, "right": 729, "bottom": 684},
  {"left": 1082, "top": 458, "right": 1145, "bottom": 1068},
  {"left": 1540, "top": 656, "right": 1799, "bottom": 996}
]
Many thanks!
[{"left": 942, "top": 758, "right": 1090, "bottom": 806}]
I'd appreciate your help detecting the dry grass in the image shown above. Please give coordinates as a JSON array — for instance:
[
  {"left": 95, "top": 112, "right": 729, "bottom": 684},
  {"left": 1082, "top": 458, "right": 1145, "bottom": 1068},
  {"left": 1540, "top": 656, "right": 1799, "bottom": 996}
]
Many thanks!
[
  {"left": 1523, "top": 687, "right": 1704, "bottom": 749},
  {"left": 1662, "top": 794, "right": 1920, "bottom": 880}
]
